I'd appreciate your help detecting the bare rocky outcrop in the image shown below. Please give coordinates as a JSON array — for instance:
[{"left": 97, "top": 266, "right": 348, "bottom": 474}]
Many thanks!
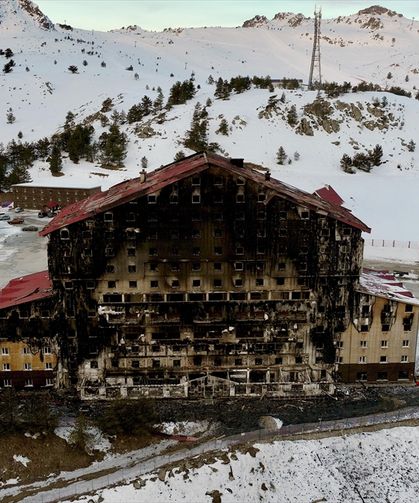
[
  {"left": 273, "top": 12, "right": 308, "bottom": 27},
  {"left": 242, "top": 15, "right": 268, "bottom": 28},
  {"left": 0, "top": 0, "right": 54, "bottom": 31},
  {"left": 296, "top": 118, "right": 314, "bottom": 136},
  {"left": 18, "top": 0, "right": 54, "bottom": 30},
  {"left": 357, "top": 5, "right": 401, "bottom": 17}
]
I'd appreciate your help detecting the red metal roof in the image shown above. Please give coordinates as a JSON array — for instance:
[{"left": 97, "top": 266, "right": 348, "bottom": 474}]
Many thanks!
[
  {"left": 359, "top": 268, "right": 419, "bottom": 305},
  {"left": 0, "top": 271, "right": 53, "bottom": 310},
  {"left": 314, "top": 185, "right": 344, "bottom": 207},
  {"left": 40, "top": 152, "right": 370, "bottom": 236}
]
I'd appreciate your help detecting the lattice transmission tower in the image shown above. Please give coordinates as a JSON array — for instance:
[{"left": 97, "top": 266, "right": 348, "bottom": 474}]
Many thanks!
[{"left": 308, "top": 7, "right": 322, "bottom": 91}]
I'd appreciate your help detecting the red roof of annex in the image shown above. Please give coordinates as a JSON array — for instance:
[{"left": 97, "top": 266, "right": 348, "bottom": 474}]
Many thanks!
[
  {"left": 0, "top": 271, "right": 53, "bottom": 310},
  {"left": 314, "top": 184, "right": 345, "bottom": 207},
  {"left": 359, "top": 269, "right": 419, "bottom": 305},
  {"left": 40, "top": 152, "right": 370, "bottom": 236}
]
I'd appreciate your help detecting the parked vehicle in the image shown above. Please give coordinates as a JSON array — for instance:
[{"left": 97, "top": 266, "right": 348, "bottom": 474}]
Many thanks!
[
  {"left": 0, "top": 214, "right": 11, "bottom": 221},
  {"left": 14, "top": 207, "right": 24, "bottom": 213},
  {"left": 8, "top": 217, "right": 24, "bottom": 225},
  {"left": 22, "top": 225, "right": 38, "bottom": 232}
]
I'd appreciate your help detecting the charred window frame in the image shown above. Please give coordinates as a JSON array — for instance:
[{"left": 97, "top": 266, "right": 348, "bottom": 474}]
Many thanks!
[{"left": 60, "top": 228, "right": 70, "bottom": 240}]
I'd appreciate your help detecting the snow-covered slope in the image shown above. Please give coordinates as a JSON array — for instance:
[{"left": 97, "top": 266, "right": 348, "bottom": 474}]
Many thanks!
[
  {"left": 65, "top": 426, "right": 419, "bottom": 503},
  {"left": 1, "top": 2, "right": 419, "bottom": 240}
]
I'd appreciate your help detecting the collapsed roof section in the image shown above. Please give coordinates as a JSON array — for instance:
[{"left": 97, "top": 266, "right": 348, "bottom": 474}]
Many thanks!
[{"left": 39, "top": 152, "right": 370, "bottom": 236}]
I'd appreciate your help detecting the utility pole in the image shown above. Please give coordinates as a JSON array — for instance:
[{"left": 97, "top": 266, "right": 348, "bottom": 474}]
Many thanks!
[{"left": 308, "top": 7, "right": 322, "bottom": 91}]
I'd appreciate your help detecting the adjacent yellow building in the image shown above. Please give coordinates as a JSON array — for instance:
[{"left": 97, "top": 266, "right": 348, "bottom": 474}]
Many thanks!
[{"left": 338, "top": 269, "right": 418, "bottom": 383}]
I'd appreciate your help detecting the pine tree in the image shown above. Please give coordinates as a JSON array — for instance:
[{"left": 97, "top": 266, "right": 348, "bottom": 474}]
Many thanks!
[
  {"left": 68, "top": 65, "right": 78, "bottom": 74},
  {"left": 35, "top": 138, "right": 50, "bottom": 160},
  {"left": 99, "top": 124, "right": 127, "bottom": 168},
  {"left": 340, "top": 154, "right": 354, "bottom": 173},
  {"left": 184, "top": 103, "right": 209, "bottom": 152},
  {"left": 101, "top": 98, "right": 113, "bottom": 113},
  {"left": 287, "top": 105, "right": 298, "bottom": 127},
  {"left": 6, "top": 108, "right": 15, "bottom": 124},
  {"left": 69, "top": 415, "right": 92, "bottom": 452},
  {"left": 141, "top": 156, "right": 148, "bottom": 170},
  {"left": 369, "top": 144, "right": 383, "bottom": 166},
  {"left": 64, "top": 111, "right": 75, "bottom": 129},
  {"left": 214, "top": 78, "right": 230, "bottom": 100},
  {"left": 353, "top": 152, "right": 371, "bottom": 172},
  {"left": 216, "top": 118, "right": 229, "bottom": 136},
  {"left": 407, "top": 139, "right": 416, "bottom": 152},
  {"left": 174, "top": 151, "right": 185, "bottom": 161},
  {"left": 49, "top": 144, "right": 63, "bottom": 176},
  {"left": 293, "top": 151, "right": 300, "bottom": 161},
  {"left": 3, "top": 59, "right": 15, "bottom": 73},
  {"left": 66, "top": 125, "right": 94, "bottom": 163},
  {"left": 141, "top": 95, "right": 153, "bottom": 116},
  {"left": 276, "top": 146, "right": 287, "bottom": 165},
  {"left": 153, "top": 87, "right": 164, "bottom": 111}
]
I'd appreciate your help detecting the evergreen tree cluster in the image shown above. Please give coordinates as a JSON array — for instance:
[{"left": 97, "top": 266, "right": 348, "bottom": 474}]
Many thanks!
[
  {"left": 214, "top": 75, "right": 273, "bottom": 99},
  {"left": 251, "top": 75, "right": 274, "bottom": 90},
  {"left": 61, "top": 124, "right": 95, "bottom": 163},
  {"left": 0, "top": 140, "right": 34, "bottom": 188},
  {"left": 0, "top": 48, "right": 14, "bottom": 58},
  {"left": 321, "top": 81, "right": 352, "bottom": 98},
  {"left": 127, "top": 95, "right": 153, "bottom": 123},
  {"left": 166, "top": 79, "right": 195, "bottom": 107},
  {"left": 352, "top": 81, "right": 382, "bottom": 93},
  {"left": 3, "top": 59, "right": 15, "bottom": 74},
  {"left": 0, "top": 105, "right": 131, "bottom": 187},
  {"left": 98, "top": 124, "right": 127, "bottom": 169},
  {"left": 407, "top": 139, "right": 416, "bottom": 152},
  {"left": 340, "top": 145, "right": 383, "bottom": 173},
  {"left": 213, "top": 75, "right": 273, "bottom": 100},
  {"left": 276, "top": 146, "right": 287, "bottom": 165},
  {"left": 1, "top": 48, "right": 14, "bottom": 73},
  {"left": 387, "top": 86, "right": 411, "bottom": 98},
  {"left": 277, "top": 78, "right": 301, "bottom": 90},
  {"left": 183, "top": 102, "right": 219, "bottom": 153}
]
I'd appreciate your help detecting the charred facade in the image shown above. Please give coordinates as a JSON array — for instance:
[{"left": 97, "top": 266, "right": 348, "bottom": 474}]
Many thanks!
[
  {"left": 0, "top": 272, "right": 59, "bottom": 389},
  {"left": 41, "top": 153, "right": 370, "bottom": 399}
]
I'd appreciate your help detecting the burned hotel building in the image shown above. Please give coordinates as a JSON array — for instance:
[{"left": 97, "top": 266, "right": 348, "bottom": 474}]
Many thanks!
[{"left": 33, "top": 152, "right": 378, "bottom": 399}]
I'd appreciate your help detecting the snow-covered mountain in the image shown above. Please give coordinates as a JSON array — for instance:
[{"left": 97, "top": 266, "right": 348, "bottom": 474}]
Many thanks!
[
  {"left": 0, "top": 0, "right": 54, "bottom": 32},
  {"left": 1, "top": 1, "right": 419, "bottom": 240}
]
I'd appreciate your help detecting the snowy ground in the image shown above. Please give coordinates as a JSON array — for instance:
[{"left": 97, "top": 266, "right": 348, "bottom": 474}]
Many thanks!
[
  {"left": 0, "top": 210, "right": 48, "bottom": 288},
  {"left": 61, "top": 426, "right": 419, "bottom": 503}
]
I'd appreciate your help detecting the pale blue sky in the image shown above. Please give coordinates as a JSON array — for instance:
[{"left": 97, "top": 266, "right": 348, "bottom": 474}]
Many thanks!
[{"left": 35, "top": 1, "right": 419, "bottom": 31}]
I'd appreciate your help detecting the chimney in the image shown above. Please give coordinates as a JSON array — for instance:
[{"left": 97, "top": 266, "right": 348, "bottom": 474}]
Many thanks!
[
  {"left": 230, "top": 158, "right": 244, "bottom": 168},
  {"left": 265, "top": 170, "right": 271, "bottom": 181},
  {"left": 140, "top": 169, "right": 147, "bottom": 183}
]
